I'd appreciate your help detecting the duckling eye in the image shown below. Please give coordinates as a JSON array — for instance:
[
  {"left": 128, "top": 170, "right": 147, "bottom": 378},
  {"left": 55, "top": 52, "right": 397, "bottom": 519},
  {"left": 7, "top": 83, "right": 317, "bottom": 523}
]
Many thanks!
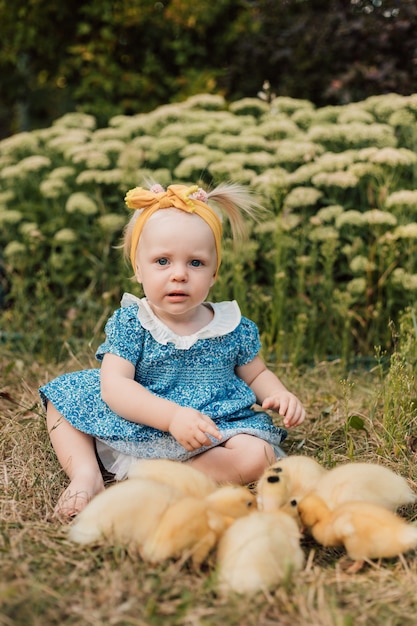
[
  {"left": 290, "top": 499, "right": 297, "bottom": 507},
  {"left": 267, "top": 475, "right": 280, "bottom": 483},
  {"left": 272, "top": 467, "right": 283, "bottom": 473}
]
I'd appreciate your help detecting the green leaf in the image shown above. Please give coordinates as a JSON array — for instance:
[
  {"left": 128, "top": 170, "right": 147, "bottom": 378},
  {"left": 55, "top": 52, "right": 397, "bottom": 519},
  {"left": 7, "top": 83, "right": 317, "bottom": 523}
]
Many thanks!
[{"left": 347, "top": 414, "right": 366, "bottom": 431}]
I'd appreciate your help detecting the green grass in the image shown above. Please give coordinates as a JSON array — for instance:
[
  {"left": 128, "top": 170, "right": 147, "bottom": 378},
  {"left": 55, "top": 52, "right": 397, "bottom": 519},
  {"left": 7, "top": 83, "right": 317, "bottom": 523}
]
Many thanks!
[{"left": 2, "top": 338, "right": 417, "bottom": 626}]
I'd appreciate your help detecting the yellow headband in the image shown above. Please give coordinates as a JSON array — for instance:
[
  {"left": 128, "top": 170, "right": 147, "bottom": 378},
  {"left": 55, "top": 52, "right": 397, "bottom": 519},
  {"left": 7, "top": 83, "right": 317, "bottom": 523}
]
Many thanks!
[{"left": 125, "top": 184, "right": 223, "bottom": 273}]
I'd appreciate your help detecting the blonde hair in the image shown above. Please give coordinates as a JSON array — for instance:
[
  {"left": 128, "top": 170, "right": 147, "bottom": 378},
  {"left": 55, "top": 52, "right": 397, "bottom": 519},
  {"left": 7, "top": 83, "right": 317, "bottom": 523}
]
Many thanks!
[{"left": 122, "top": 181, "right": 261, "bottom": 271}]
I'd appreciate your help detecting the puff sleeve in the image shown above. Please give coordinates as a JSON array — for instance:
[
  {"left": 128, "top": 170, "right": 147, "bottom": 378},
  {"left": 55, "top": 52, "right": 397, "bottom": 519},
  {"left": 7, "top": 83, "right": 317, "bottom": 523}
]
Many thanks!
[
  {"left": 234, "top": 317, "right": 262, "bottom": 367},
  {"left": 95, "top": 305, "right": 145, "bottom": 366}
]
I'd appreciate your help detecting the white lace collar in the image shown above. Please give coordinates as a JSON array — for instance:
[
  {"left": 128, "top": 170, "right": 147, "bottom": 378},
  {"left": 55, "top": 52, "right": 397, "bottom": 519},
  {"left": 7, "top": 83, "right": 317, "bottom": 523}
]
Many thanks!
[{"left": 120, "top": 293, "right": 241, "bottom": 349}]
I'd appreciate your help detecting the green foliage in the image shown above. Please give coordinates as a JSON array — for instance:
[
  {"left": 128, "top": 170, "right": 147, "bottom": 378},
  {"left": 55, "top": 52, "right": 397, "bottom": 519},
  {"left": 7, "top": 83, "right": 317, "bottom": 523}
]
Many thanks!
[
  {"left": 1, "top": 0, "right": 417, "bottom": 137},
  {"left": 2, "top": 92, "right": 417, "bottom": 363}
]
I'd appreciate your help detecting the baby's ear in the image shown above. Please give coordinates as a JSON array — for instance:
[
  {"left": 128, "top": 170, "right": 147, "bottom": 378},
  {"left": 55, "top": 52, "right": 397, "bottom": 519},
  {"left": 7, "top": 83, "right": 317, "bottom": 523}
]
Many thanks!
[{"left": 135, "top": 263, "right": 143, "bottom": 283}]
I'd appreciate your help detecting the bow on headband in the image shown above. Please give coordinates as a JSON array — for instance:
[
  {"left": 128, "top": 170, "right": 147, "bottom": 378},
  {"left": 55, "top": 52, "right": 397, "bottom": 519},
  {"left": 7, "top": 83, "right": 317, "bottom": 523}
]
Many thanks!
[{"left": 125, "top": 184, "right": 223, "bottom": 273}]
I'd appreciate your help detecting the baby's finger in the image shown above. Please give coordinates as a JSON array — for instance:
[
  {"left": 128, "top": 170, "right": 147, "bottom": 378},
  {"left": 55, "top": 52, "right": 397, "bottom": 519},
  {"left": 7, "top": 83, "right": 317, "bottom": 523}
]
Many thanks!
[
  {"left": 261, "top": 396, "right": 278, "bottom": 411},
  {"left": 284, "top": 405, "right": 306, "bottom": 427},
  {"left": 199, "top": 420, "right": 222, "bottom": 441}
]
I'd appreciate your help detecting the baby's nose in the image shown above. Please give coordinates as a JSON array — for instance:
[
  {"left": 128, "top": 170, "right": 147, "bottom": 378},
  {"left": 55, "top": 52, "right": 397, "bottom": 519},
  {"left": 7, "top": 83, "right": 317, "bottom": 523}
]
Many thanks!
[{"left": 171, "top": 263, "right": 187, "bottom": 280}]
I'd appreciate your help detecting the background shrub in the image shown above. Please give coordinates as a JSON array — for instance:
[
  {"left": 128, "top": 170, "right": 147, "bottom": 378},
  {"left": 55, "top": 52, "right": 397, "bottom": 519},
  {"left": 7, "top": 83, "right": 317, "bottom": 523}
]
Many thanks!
[{"left": 1, "top": 92, "right": 417, "bottom": 364}]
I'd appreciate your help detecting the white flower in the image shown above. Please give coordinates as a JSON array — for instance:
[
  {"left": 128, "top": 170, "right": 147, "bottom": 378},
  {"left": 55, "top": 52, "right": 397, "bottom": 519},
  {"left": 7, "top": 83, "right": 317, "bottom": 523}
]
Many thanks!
[
  {"left": 97, "top": 214, "right": 126, "bottom": 233},
  {"left": 40, "top": 178, "right": 68, "bottom": 198},
  {"left": 4, "top": 241, "right": 26, "bottom": 256},
  {"left": 393, "top": 224, "right": 417, "bottom": 239},
  {"left": 274, "top": 140, "right": 323, "bottom": 166},
  {"left": 0, "top": 164, "right": 25, "bottom": 180},
  {"left": 0, "top": 190, "right": 15, "bottom": 206},
  {"left": 370, "top": 147, "right": 417, "bottom": 168},
  {"left": 338, "top": 107, "right": 374, "bottom": 124},
  {"left": 47, "top": 129, "right": 92, "bottom": 155},
  {"left": 386, "top": 190, "right": 417, "bottom": 210},
  {"left": 312, "top": 171, "right": 359, "bottom": 189},
  {"left": 20, "top": 222, "right": 41, "bottom": 238},
  {"left": 251, "top": 168, "right": 289, "bottom": 198},
  {"left": 317, "top": 151, "right": 358, "bottom": 171},
  {"left": 349, "top": 162, "right": 381, "bottom": 178},
  {"left": 174, "top": 156, "right": 210, "bottom": 180},
  {"left": 308, "top": 122, "right": 396, "bottom": 150},
  {"left": 308, "top": 226, "right": 339, "bottom": 242},
  {"left": 92, "top": 139, "right": 126, "bottom": 155},
  {"left": 65, "top": 192, "right": 98, "bottom": 215},
  {"left": 255, "top": 118, "right": 301, "bottom": 140},
  {"left": 336, "top": 210, "right": 366, "bottom": 228},
  {"left": 363, "top": 209, "right": 397, "bottom": 227},
  {"left": 161, "top": 122, "right": 215, "bottom": 142},
  {"left": 0, "top": 131, "right": 39, "bottom": 156},
  {"left": 362, "top": 93, "right": 409, "bottom": 122},
  {"left": 48, "top": 166, "right": 76, "bottom": 180},
  {"left": 350, "top": 255, "right": 375, "bottom": 274},
  {"left": 204, "top": 133, "right": 269, "bottom": 153},
  {"left": 272, "top": 96, "right": 314, "bottom": 115},
  {"left": 284, "top": 186, "right": 323, "bottom": 209},
  {"left": 54, "top": 228, "right": 78, "bottom": 244},
  {"left": 0, "top": 209, "right": 23, "bottom": 225},
  {"left": 76, "top": 168, "right": 124, "bottom": 186},
  {"left": 53, "top": 112, "right": 96, "bottom": 130},
  {"left": 317, "top": 205, "right": 344, "bottom": 222},
  {"left": 229, "top": 97, "right": 269, "bottom": 116},
  {"left": 240, "top": 151, "right": 277, "bottom": 171},
  {"left": 71, "top": 149, "right": 111, "bottom": 169},
  {"left": 208, "top": 160, "right": 255, "bottom": 183},
  {"left": 388, "top": 109, "right": 416, "bottom": 127},
  {"left": 391, "top": 268, "right": 417, "bottom": 292},
  {"left": 280, "top": 214, "right": 302, "bottom": 231},
  {"left": 347, "top": 277, "right": 367, "bottom": 296},
  {"left": 93, "top": 127, "right": 131, "bottom": 141},
  {"left": 19, "top": 155, "right": 51, "bottom": 172},
  {"left": 184, "top": 93, "right": 226, "bottom": 110}
]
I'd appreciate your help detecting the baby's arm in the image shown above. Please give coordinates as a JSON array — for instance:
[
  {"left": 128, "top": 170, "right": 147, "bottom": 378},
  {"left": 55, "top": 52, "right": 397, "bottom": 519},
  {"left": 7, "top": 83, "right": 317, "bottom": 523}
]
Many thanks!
[
  {"left": 100, "top": 353, "right": 221, "bottom": 451},
  {"left": 236, "top": 356, "right": 305, "bottom": 427}
]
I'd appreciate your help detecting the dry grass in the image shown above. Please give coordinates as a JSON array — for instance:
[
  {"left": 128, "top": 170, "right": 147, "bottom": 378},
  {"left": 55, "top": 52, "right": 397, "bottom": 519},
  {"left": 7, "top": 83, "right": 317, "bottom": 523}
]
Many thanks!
[{"left": 2, "top": 350, "right": 417, "bottom": 626}]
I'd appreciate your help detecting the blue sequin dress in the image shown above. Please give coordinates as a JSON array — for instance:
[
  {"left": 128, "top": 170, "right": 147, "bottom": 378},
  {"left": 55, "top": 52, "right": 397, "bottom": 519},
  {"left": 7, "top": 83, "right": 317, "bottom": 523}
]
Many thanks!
[{"left": 39, "top": 294, "right": 287, "bottom": 477}]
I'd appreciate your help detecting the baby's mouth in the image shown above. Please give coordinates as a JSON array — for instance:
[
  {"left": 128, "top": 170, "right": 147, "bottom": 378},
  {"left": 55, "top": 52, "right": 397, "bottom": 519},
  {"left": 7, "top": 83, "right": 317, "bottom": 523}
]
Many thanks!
[{"left": 167, "top": 291, "right": 187, "bottom": 298}]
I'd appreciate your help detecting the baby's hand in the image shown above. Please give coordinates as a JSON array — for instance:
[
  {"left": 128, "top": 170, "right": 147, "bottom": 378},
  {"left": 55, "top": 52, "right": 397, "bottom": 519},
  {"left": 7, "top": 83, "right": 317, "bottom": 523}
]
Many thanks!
[
  {"left": 168, "top": 407, "right": 222, "bottom": 451},
  {"left": 262, "top": 392, "right": 306, "bottom": 428}
]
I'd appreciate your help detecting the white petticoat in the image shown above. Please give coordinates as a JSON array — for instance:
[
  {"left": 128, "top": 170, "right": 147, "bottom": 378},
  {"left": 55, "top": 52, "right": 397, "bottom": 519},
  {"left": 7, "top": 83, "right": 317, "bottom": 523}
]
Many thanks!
[{"left": 95, "top": 439, "right": 286, "bottom": 481}]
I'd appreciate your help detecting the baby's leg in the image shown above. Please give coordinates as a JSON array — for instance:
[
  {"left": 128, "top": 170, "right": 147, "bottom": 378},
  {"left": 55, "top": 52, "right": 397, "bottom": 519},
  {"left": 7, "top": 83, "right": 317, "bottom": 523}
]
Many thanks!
[
  {"left": 189, "top": 434, "right": 276, "bottom": 484},
  {"left": 46, "top": 402, "right": 104, "bottom": 517}
]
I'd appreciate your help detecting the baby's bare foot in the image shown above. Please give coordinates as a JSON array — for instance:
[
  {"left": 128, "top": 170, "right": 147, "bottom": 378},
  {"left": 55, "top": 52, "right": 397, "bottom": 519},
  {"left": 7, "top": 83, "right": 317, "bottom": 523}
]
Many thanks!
[{"left": 54, "top": 473, "right": 104, "bottom": 518}]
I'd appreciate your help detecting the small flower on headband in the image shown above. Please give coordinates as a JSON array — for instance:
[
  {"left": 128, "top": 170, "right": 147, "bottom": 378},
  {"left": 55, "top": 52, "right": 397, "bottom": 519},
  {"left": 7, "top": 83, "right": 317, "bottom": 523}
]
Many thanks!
[
  {"left": 189, "top": 187, "right": 208, "bottom": 203},
  {"left": 150, "top": 183, "right": 165, "bottom": 193}
]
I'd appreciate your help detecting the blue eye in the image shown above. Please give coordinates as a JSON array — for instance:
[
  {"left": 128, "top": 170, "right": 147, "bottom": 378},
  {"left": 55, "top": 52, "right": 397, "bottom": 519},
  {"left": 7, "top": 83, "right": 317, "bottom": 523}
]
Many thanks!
[
  {"left": 157, "top": 258, "right": 168, "bottom": 266},
  {"left": 190, "top": 259, "right": 202, "bottom": 267}
]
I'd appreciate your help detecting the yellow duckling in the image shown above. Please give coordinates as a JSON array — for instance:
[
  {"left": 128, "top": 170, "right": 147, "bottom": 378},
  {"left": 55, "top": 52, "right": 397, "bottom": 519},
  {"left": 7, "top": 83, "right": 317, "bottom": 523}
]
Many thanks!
[
  {"left": 216, "top": 509, "right": 304, "bottom": 595},
  {"left": 127, "top": 458, "right": 217, "bottom": 498},
  {"left": 312, "top": 462, "right": 416, "bottom": 511},
  {"left": 68, "top": 477, "right": 183, "bottom": 547},
  {"left": 216, "top": 474, "right": 304, "bottom": 595},
  {"left": 141, "top": 485, "right": 256, "bottom": 567},
  {"left": 256, "top": 455, "right": 326, "bottom": 510},
  {"left": 256, "top": 466, "right": 291, "bottom": 512},
  {"left": 298, "top": 493, "right": 417, "bottom": 567}
]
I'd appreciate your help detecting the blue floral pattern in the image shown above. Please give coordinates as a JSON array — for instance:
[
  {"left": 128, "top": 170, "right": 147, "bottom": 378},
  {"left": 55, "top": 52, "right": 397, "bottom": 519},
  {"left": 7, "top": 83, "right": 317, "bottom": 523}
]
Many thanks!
[{"left": 39, "top": 298, "right": 287, "bottom": 462}]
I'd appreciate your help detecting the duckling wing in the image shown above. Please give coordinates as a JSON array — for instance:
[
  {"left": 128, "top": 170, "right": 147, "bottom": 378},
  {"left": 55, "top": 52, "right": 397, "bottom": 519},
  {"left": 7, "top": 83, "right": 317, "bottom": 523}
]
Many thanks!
[
  {"left": 127, "top": 458, "right": 217, "bottom": 497},
  {"left": 68, "top": 478, "right": 181, "bottom": 546}
]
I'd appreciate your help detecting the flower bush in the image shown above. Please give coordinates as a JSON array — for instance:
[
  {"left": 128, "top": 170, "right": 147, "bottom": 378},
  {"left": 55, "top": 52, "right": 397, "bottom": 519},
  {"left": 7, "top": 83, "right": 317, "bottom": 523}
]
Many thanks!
[{"left": 1, "top": 92, "right": 417, "bottom": 363}]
